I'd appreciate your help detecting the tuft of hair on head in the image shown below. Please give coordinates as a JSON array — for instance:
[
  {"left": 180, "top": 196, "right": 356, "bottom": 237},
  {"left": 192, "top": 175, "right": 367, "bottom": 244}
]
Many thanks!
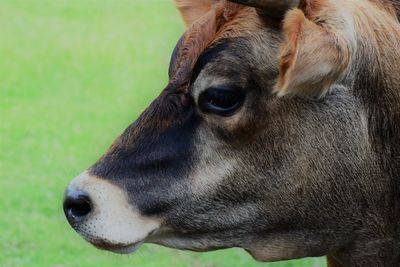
[{"left": 171, "top": 0, "right": 242, "bottom": 90}]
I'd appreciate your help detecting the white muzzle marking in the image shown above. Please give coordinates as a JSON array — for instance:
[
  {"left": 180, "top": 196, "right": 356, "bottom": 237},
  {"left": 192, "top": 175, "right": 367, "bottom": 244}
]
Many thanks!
[{"left": 68, "top": 172, "right": 161, "bottom": 250}]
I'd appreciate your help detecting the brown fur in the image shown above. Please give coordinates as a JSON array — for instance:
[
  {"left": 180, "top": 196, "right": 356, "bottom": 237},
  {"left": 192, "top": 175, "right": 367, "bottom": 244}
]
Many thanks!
[
  {"left": 327, "top": 256, "right": 344, "bottom": 267},
  {"left": 175, "top": 0, "right": 215, "bottom": 26},
  {"left": 176, "top": 0, "right": 400, "bottom": 265},
  {"left": 171, "top": 1, "right": 244, "bottom": 88},
  {"left": 65, "top": 1, "right": 400, "bottom": 266}
]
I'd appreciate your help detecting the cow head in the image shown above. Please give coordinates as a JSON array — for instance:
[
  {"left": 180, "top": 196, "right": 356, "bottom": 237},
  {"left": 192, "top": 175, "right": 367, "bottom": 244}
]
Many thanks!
[{"left": 64, "top": 0, "right": 391, "bottom": 264}]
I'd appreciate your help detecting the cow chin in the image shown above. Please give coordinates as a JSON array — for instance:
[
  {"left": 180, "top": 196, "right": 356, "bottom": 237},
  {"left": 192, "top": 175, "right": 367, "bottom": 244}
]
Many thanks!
[{"left": 64, "top": 172, "right": 161, "bottom": 254}]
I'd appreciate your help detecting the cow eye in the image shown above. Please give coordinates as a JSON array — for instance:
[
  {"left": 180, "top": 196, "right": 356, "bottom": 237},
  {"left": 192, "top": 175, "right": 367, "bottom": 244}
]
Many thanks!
[{"left": 198, "top": 86, "right": 245, "bottom": 116}]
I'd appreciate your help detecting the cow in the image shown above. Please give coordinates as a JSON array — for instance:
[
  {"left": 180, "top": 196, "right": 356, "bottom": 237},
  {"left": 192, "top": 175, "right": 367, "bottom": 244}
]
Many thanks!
[{"left": 63, "top": 0, "right": 400, "bottom": 266}]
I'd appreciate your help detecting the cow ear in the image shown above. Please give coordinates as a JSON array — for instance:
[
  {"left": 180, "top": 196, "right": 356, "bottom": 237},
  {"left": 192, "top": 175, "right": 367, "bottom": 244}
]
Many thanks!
[
  {"left": 175, "top": 0, "right": 216, "bottom": 26},
  {"left": 275, "top": 5, "right": 355, "bottom": 97}
]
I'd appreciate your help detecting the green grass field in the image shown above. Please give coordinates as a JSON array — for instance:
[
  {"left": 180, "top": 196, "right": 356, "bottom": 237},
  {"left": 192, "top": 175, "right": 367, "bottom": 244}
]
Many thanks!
[{"left": 0, "top": 1, "right": 325, "bottom": 266}]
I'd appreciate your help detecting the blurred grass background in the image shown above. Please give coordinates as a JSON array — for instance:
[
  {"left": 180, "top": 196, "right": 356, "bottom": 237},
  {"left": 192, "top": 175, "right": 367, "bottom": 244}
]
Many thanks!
[{"left": 0, "top": 0, "right": 325, "bottom": 266}]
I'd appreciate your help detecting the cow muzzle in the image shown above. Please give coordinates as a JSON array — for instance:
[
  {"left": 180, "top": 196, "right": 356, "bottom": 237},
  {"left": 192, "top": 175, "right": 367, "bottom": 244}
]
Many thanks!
[{"left": 63, "top": 172, "right": 161, "bottom": 254}]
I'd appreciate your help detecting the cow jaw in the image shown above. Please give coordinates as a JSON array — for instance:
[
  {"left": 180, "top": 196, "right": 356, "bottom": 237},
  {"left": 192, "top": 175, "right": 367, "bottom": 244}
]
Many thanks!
[{"left": 66, "top": 172, "right": 161, "bottom": 253}]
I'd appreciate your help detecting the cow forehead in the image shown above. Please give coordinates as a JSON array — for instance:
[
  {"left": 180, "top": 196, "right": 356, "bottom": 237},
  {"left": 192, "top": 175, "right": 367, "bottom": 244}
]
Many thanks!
[{"left": 213, "top": 6, "right": 267, "bottom": 41}]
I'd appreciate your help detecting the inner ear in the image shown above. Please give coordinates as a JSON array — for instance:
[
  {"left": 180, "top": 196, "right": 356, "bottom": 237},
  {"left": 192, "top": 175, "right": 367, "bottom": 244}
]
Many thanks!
[{"left": 275, "top": 2, "right": 356, "bottom": 97}]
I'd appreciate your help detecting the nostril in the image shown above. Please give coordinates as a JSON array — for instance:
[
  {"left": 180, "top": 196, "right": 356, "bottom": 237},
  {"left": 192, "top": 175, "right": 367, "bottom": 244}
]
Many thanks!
[
  {"left": 63, "top": 189, "right": 92, "bottom": 224},
  {"left": 65, "top": 195, "right": 91, "bottom": 217}
]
